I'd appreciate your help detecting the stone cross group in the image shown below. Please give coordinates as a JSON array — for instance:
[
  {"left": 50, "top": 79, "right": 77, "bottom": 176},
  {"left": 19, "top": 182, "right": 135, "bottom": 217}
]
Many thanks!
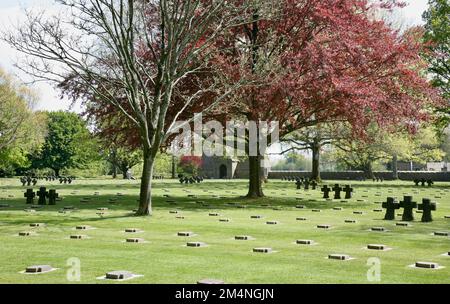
[
  {"left": 24, "top": 187, "right": 59, "bottom": 206},
  {"left": 382, "top": 196, "right": 436, "bottom": 222}
]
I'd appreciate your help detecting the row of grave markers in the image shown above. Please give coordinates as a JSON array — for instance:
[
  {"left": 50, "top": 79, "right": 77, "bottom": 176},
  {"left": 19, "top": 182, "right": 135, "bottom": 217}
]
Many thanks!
[{"left": 24, "top": 187, "right": 59, "bottom": 205}]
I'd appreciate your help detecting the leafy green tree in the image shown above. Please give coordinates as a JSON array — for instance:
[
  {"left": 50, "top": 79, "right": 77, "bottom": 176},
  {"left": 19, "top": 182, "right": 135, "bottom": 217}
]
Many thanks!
[
  {"left": 423, "top": 0, "right": 450, "bottom": 125},
  {"left": 0, "top": 68, "right": 47, "bottom": 174},
  {"left": 271, "top": 152, "right": 310, "bottom": 172},
  {"left": 107, "top": 147, "right": 142, "bottom": 179},
  {"left": 333, "top": 124, "right": 444, "bottom": 178},
  {"left": 31, "top": 111, "right": 96, "bottom": 176}
]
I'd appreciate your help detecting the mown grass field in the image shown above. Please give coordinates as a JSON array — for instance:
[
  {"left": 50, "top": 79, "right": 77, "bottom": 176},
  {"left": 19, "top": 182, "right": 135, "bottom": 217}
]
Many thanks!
[{"left": 0, "top": 178, "right": 449, "bottom": 284}]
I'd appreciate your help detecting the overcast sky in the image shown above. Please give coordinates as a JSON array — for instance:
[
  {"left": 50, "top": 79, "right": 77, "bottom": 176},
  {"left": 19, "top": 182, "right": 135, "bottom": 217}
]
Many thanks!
[{"left": 0, "top": 0, "right": 431, "bottom": 113}]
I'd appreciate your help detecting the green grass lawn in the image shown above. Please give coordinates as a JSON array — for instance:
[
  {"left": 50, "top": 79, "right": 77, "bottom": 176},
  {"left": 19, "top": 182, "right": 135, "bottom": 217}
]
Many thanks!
[{"left": 0, "top": 178, "right": 449, "bottom": 284}]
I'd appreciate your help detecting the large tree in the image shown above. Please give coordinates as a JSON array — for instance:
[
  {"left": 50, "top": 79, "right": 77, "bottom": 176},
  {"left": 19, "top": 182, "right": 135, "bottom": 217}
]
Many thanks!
[
  {"left": 423, "top": 0, "right": 449, "bottom": 123},
  {"left": 31, "top": 111, "right": 96, "bottom": 176},
  {"left": 3, "top": 0, "right": 248, "bottom": 215},
  {"left": 219, "top": 0, "right": 439, "bottom": 197},
  {"left": 0, "top": 68, "right": 47, "bottom": 174}
]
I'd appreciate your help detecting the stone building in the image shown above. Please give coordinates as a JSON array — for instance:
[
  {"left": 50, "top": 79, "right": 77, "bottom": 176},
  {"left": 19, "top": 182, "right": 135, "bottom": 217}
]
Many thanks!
[{"left": 200, "top": 155, "right": 269, "bottom": 179}]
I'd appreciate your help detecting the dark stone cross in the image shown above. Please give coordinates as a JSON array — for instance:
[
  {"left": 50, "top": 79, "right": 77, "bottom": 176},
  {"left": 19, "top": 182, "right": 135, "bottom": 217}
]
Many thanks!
[
  {"left": 48, "top": 189, "right": 59, "bottom": 205},
  {"left": 332, "top": 184, "right": 342, "bottom": 199},
  {"left": 26, "top": 177, "right": 32, "bottom": 186},
  {"left": 400, "top": 196, "right": 417, "bottom": 222},
  {"left": 382, "top": 197, "right": 400, "bottom": 220},
  {"left": 36, "top": 187, "right": 48, "bottom": 205},
  {"left": 418, "top": 198, "right": 436, "bottom": 223},
  {"left": 304, "top": 179, "right": 310, "bottom": 190},
  {"left": 32, "top": 179, "right": 37, "bottom": 186},
  {"left": 296, "top": 180, "right": 302, "bottom": 190},
  {"left": 321, "top": 185, "right": 331, "bottom": 199},
  {"left": 420, "top": 178, "right": 426, "bottom": 187},
  {"left": 414, "top": 179, "right": 420, "bottom": 186},
  {"left": 343, "top": 185, "right": 353, "bottom": 199},
  {"left": 311, "top": 180, "right": 318, "bottom": 190},
  {"left": 24, "top": 189, "right": 36, "bottom": 205},
  {"left": 426, "top": 180, "right": 434, "bottom": 187},
  {"left": 20, "top": 177, "right": 26, "bottom": 186}
]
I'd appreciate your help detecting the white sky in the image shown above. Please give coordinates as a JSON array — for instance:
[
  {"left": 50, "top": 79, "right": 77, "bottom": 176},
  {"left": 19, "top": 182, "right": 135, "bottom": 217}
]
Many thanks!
[{"left": 0, "top": 0, "right": 430, "bottom": 113}]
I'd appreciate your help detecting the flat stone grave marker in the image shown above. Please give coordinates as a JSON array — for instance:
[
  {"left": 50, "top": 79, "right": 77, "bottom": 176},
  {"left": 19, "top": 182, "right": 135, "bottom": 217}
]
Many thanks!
[
  {"left": 296, "top": 205, "right": 305, "bottom": 209},
  {"left": 126, "top": 238, "right": 145, "bottom": 243},
  {"left": 353, "top": 211, "right": 364, "bottom": 215},
  {"left": 266, "top": 221, "right": 278, "bottom": 225},
  {"left": 328, "top": 254, "right": 351, "bottom": 260},
  {"left": 253, "top": 247, "right": 273, "bottom": 253},
  {"left": 317, "top": 224, "right": 331, "bottom": 229},
  {"left": 235, "top": 235, "right": 252, "bottom": 240},
  {"left": 19, "top": 231, "right": 35, "bottom": 236},
  {"left": 176, "top": 216, "right": 185, "bottom": 219},
  {"left": 178, "top": 232, "right": 194, "bottom": 237},
  {"left": 219, "top": 218, "right": 231, "bottom": 222},
  {"left": 433, "top": 231, "right": 449, "bottom": 236},
  {"left": 125, "top": 228, "right": 141, "bottom": 233},
  {"left": 333, "top": 207, "right": 343, "bottom": 211},
  {"left": 105, "top": 271, "right": 134, "bottom": 280},
  {"left": 70, "top": 235, "right": 87, "bottom": 239},
  {"left": 29, "top": 223, "right": 44, "bottom": 227},
  {"left": 97, "top": 207, "right": 108, "bottom": 211},
  {"left": 415, "top": 262, "right": 440, "bottom": 269},
  {"left": 296, "top": 217, "right": 307, "bottom": 221},
  {"left": 396, "top": 222, "right": 410, "bottom": 227},
  {"left": 373, "top": 209, "right": 383, "bottom": 212},
  {"left": 187, "top": 242, "right": 207, "bottom": 247},
  {"left": 296, "top": 240, "right": 314, "bottom": 245},
  {"left": 169, "top": 210, "right": 179, "bottom": 214},
  {"left": 418, "top": 198, "right": 436, "bottom": 222},
  {"left": 25, "top": 265, "right": 53, "bottom": 274},
  {"left": 76, "top": 225, "right": 92, "bottom": 230},
  {"left": 209, "top": 213, "right": 219, "bottom": 216},
  {"left": 367, "top": 244, "right": 388, "bottom": 251},
  {"left": 251, "top": 215, "right": 262, "bottom": 219},
  {"left": 371, "top": 227, "right": 386, "bottom": 232},
  {"left": 345, "top": 219, "right": 357, "bottom": 223},
  {"left": 312, "top": 209, "right": 321, "bottom": 212}
]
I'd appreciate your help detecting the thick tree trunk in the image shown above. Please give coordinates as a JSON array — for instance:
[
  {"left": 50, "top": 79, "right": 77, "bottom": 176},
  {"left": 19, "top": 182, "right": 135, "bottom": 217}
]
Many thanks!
[
  {"left": 363, "top": 162, "right": 374, "bottom": 180},
  {"left": 311, "top": 144, "right": 321, "bottom": 182},
  {"left": 121, "top": 165, "right": 128, "bottom": 179},
  {"left": 112, "top": 165, "right": 117, "bottom": 179},
  {"left": 247, "top": 155, "right": 264, "bottom": 198},
  {"left": 136, "top": 149, "right": 155, "bottom": 216},
  {"left": 392, "top": 154, "right": 399, "bottom": 180}
]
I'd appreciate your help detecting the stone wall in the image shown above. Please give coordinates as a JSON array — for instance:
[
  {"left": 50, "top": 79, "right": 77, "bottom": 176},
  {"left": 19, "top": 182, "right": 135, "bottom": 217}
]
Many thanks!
[{"left": 268, "top": 171, "right": 450, "bottom": 181}]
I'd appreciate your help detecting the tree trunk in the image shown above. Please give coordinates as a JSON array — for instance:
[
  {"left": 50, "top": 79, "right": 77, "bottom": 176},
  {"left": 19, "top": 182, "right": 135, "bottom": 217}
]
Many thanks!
[
  {"left": 121, "top": 165, "right": 129, "bottom": 179},
  {"left": 311, "top": 144, "right": 321, "bottom": 182},
  {"left": 363, "top": 162, "right": 374, "bottom": 180},
  {"left": 136, "top": 148, "right": 155, "bottom": 216},
  {"left": 54, "top": 168, "right": 60, "bottom": 177},
  {"left": 247, "top": 155, "right": 264, "bottom": 198},
  {"left": 171, "top": 155, "right": 176, "bottom": 179},
  {"left": 392, "top": 154, "right": 399, "bottom": 180},
  {"left": 112, "top": 165, "right": 117, "bottom": 179}
]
